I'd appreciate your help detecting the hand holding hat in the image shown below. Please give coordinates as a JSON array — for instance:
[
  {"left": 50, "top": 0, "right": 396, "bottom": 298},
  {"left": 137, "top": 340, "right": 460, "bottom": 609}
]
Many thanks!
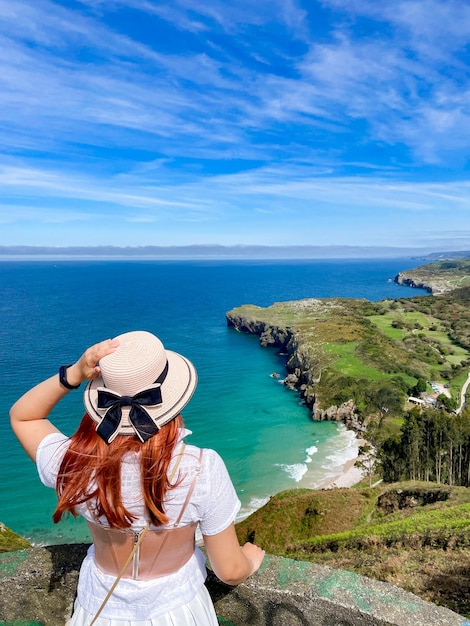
[
  {"left": 83, "top": 331, "right": 197, "bottom": 444},
  {"left": 65, "top": 339, "right": 121, "bottom": 389}
]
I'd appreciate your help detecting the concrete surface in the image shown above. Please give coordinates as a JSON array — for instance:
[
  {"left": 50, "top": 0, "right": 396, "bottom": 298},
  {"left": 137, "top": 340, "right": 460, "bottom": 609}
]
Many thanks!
[{"left": 0, "top": 546, "right": 469, "bottom": 626}]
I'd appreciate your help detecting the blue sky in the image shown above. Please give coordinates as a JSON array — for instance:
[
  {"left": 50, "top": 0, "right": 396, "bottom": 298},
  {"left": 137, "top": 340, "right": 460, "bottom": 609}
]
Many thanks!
[{"left": 1, "top": 0, "right": 470, "bottom": 253}]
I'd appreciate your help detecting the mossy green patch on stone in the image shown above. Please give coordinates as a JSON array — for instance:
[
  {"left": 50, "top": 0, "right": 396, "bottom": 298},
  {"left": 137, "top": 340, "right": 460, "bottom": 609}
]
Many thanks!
[
  {"left": 275, "top": 556, "right": 313, "bottom": 589},
  {"left": 0, "top": 622, "right": 44, "bottom": 625},
  {"left": 0, "top": 550, "right": 28, "bottom": 577},
  {"left": 315, "top": 568, "right": 423, "bottom": 615},
  {"left": 315, "top": 569, "right": 373, "bottom": 612}
]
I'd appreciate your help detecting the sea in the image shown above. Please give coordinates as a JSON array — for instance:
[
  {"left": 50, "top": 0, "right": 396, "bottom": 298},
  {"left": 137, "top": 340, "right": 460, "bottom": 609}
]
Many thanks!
[{"left": 0, "top": 257, "right": 428, "bottom": 546}]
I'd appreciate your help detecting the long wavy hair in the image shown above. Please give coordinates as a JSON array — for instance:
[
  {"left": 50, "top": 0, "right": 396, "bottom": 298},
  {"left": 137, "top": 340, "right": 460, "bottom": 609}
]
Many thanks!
[{"left": 53, "top": 413, "right": 184, "bottom": 528}]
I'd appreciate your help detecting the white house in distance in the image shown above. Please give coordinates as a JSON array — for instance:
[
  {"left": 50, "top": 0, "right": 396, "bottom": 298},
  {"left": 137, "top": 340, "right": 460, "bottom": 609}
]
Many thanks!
[{"left": 408, "top": 396, "right": 425, "bottom": 406}]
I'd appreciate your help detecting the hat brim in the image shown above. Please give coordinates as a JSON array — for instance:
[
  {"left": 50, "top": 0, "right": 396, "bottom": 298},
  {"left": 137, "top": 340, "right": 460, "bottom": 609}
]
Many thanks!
[{"left": 84, "top": 349, "right": 197, "bottom": 436}]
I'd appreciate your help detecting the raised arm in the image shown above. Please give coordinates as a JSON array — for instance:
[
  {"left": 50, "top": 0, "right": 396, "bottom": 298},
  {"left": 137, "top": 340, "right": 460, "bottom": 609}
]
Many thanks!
[
  {"left": 10, "top": 338, "right": 119, "bottom": 462},
  {"left": 203, "top": 524, "right": 265, "bottom": 586}
]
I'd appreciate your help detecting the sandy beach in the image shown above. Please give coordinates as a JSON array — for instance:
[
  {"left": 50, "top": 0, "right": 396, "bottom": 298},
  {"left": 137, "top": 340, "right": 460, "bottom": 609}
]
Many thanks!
[{"left": 315, "top": 437, "right": 371, "bottom": 490}]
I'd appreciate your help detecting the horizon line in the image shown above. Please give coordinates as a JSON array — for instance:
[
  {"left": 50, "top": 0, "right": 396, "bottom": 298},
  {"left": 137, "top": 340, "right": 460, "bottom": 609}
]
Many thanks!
[{"left": 0, "top": 244, "right": 468, "bottom": 260}]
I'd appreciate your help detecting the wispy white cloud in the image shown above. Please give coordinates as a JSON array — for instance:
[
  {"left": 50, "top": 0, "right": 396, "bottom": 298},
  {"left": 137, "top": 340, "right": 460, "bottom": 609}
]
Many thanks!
[
  {"left": 2, "top": 158, "right": 470, "bottom": 223},
  {"left": 0, "top": 204, "right": 92, "bottom": 224},
  {"left": 1, "top": 0, "right": 470, "bottom": 249},
  {"left": 309, "top": 0, "right": 470, "bottom": 161},
  {"left": 0, "top": 163, "right": 211, "bottom": 214},
  {"left": 3, "top": 0, "right": 469, "bottom": 164},
  {"left": 327, "top": 0, "right": 470, "bottom": 54}
]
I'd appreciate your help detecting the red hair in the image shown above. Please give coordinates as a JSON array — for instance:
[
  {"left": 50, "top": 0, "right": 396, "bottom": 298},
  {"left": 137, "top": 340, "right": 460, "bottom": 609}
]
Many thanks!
[{"left": 53, "top": 413, "right": 184, "bottom": 528}]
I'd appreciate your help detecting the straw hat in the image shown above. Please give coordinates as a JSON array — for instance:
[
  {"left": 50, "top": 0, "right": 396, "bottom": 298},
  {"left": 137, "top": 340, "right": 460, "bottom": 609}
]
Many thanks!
[{"left": 84, "top": 330, "right": 197, "bottom": 444}]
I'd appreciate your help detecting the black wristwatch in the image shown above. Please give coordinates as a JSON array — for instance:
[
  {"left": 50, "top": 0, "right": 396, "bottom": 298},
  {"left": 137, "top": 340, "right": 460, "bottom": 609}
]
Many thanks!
[{"left": 59, "top": 365, "right": 81, "bottom": 390}]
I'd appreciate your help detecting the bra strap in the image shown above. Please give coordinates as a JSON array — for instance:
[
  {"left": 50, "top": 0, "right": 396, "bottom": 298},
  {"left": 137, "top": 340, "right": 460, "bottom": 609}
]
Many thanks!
[{"left": 173, "top": 447, "right": 203, "bottom": 527}]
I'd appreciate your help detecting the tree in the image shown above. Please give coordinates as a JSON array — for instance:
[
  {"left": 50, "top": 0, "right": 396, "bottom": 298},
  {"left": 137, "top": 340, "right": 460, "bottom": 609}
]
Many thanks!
[
  {"left": 437, "top": 394, "right": 457, "bottom": 412},
  {"left": 378, "top": 435, "right": 406, "bottom": 483},
  {"left": 410, "top": 378, "right": 427, "bottom": 396},
  {"left": 355, "top": 444, "right": 376, "bottom": 487}
]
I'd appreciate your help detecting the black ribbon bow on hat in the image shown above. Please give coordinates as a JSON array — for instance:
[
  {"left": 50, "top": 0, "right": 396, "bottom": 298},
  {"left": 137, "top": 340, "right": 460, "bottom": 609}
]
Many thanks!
[{"left": 96, "top": 386, "right": 162, "bottom": 444}]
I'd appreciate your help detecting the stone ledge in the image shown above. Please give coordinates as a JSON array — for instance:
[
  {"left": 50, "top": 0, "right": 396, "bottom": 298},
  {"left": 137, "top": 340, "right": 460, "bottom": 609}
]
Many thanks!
[{"left": 0, "top": 546, "right": 468, "bottom": 626}]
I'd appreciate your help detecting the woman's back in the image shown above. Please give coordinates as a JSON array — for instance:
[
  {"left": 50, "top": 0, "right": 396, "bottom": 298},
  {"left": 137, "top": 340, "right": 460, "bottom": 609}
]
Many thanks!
[
  {"left": 37, "top": 431, "right": 241, "bottom": 619},
  {"left": 11, "top": 330, "right": 265, "bottom": 625}
]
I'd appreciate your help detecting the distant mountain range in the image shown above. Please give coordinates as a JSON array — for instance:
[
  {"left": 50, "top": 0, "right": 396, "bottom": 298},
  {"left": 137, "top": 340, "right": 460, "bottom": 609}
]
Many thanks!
[
  {"left": 414, "top": 250, "right": 470, "bottom": 261},
  {"left": 0, "top": 245, "right": 468, "bottom": 259}
]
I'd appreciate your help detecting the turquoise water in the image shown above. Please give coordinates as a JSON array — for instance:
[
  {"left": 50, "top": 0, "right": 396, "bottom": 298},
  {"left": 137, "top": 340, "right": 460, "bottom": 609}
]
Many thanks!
[{"left": 0, "top": 258, "right": 428, "bottom": 545}]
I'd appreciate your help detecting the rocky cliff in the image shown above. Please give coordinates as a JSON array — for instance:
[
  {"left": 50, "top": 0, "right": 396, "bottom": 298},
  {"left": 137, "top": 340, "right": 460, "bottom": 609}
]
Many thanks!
[
  {"left": 226, "top": 307, "right": 361, "bottom": 430},
  {"left": 394, "top": 259, "right": 470, "bottom": 295},
  {"left": 394, "top": 271, "right": 445, "bottom": 294}
]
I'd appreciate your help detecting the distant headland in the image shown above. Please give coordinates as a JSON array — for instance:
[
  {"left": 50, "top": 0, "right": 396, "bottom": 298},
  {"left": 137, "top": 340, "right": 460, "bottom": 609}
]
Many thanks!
[
  {"left": 395, "top": 258, "right": 470, "bottom": 294},
  {"left": 0, "top": 244, "right": 468, "bottom": 259},
  {"left": 226, "top": 255, "right": 470, "bottom": 426}
]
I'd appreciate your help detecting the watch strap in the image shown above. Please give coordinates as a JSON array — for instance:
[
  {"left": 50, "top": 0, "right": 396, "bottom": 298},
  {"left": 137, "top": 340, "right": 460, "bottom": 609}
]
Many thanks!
[{"left": 59, "top": 365, "right": 81, "bottom": 390}]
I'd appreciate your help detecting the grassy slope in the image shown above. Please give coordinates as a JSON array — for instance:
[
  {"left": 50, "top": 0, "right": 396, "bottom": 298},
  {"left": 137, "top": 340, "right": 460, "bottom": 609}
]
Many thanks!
[
  {"left": 0, "top": 523, "right": 32, "bottom": 553},
  {"left": 236, "top": 481, "right": 470, "bottom": 617},
  {"left": 229, "top": 289, "right": 470, "bottom": 414}
]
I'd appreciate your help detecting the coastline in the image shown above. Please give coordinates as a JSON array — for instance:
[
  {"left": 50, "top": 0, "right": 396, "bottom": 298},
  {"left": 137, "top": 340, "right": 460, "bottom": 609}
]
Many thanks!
[
  {"left": 313, "top": 437, "right": 369, "bottom": 490},
  {"left": 3, "top": 260, "right": 410, "bottom": 545},
  {"left": 317, "top": 455, "right": 366, "bottom": 489}
]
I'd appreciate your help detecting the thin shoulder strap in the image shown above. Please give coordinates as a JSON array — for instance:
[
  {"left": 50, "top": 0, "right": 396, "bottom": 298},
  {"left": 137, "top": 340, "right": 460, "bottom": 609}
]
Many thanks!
[
  {"left": 89, "top": 522, "right": 150, "bottom": 626},
  {"left": 172, "top": 447, "right": 203, "bottom": 527},
  {"left": 169, "top": 442, "right": 187, "bottom": 483}
]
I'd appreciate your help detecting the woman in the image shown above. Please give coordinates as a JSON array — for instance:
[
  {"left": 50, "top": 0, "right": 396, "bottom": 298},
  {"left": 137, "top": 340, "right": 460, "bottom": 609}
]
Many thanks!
[{"left": 10, "top": 330, "right": 265, "bottom": 625}]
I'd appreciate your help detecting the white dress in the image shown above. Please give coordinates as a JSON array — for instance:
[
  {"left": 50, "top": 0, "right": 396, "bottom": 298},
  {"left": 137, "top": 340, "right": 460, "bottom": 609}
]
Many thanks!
[{"left": 36, "top": 429, "right": 241, "bottom": 625}]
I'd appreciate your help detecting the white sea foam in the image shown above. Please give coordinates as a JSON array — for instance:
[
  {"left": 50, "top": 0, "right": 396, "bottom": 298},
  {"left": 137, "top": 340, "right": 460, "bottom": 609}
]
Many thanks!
[
  {"left": 296, "top": 424, "right": 363, "bottom": 490},
  {"left": 249, "top": 496, "right": 271, "bottom": 510},
  {"left": 322, "top": 427, "right": 358, "bottom": 469},
  {"left": 276, "top": 462, "right": 308, "bottom": 482},
  {"left": 198, "top": 494, "right": 271, "bottom": 540},
  {"left": 305, "top": 445, "right": 318, "bottom": 463},
  {"left": 307, "top": 445, "right": 319, "bottom": 455}
]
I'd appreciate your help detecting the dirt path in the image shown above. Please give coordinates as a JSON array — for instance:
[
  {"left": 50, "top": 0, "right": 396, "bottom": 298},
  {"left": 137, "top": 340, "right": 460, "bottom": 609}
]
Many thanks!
[{"left": 457, "top": 372, "right": 470, "bottom": 414}]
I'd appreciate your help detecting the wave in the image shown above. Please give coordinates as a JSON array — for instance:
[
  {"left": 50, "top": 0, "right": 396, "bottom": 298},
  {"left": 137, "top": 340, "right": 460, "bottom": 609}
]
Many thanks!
[
  {"left": 305, "top": 444, "right": 318, "bottom": 463},
  {"left": 198, "top": 494, "right": 271, "bottom": 538},
  {"left": 322, "top": 427, "right": 358, "bottom": 470},
  {"left": 275, "top": 462, "right": 308, "bottom": 482}
]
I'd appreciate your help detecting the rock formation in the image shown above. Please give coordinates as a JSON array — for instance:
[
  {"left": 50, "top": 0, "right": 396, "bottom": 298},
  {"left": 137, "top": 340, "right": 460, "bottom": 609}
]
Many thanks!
[
  {"left": 394, "top": 259, "right": 470, "bottom": 295},
  {"left": 394, "top": 272, "right": 437, "bottom": 294},
  {"left": 226, "top": 310, "right": 359, "bottom": 430}
]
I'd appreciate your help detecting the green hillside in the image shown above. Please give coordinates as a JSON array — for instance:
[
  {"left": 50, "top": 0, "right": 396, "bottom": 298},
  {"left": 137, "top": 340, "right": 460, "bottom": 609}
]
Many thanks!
[
  {"left": 228, "top": 264, "right": 470, "bottom": 618},
  {"left": 236, "top": 481, "right": 470, "bottom": 617},
  {"left": 227, "top": 286, "right": 470, "bottom": 420},
  {"left": 0, "top": 523, "right": 31, "bottom": 553}
]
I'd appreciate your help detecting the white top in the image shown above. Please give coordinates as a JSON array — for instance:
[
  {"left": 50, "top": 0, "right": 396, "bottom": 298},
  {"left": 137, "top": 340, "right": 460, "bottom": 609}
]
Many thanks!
[{"left": 36, "top": 429, "right": 241, "bottom": 620}]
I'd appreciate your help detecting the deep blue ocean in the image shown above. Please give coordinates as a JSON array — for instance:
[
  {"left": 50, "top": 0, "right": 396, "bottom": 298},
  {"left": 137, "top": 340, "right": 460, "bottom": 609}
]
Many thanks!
[{"left": 0, "top": 258, "right": 428, "bottom": 546}]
